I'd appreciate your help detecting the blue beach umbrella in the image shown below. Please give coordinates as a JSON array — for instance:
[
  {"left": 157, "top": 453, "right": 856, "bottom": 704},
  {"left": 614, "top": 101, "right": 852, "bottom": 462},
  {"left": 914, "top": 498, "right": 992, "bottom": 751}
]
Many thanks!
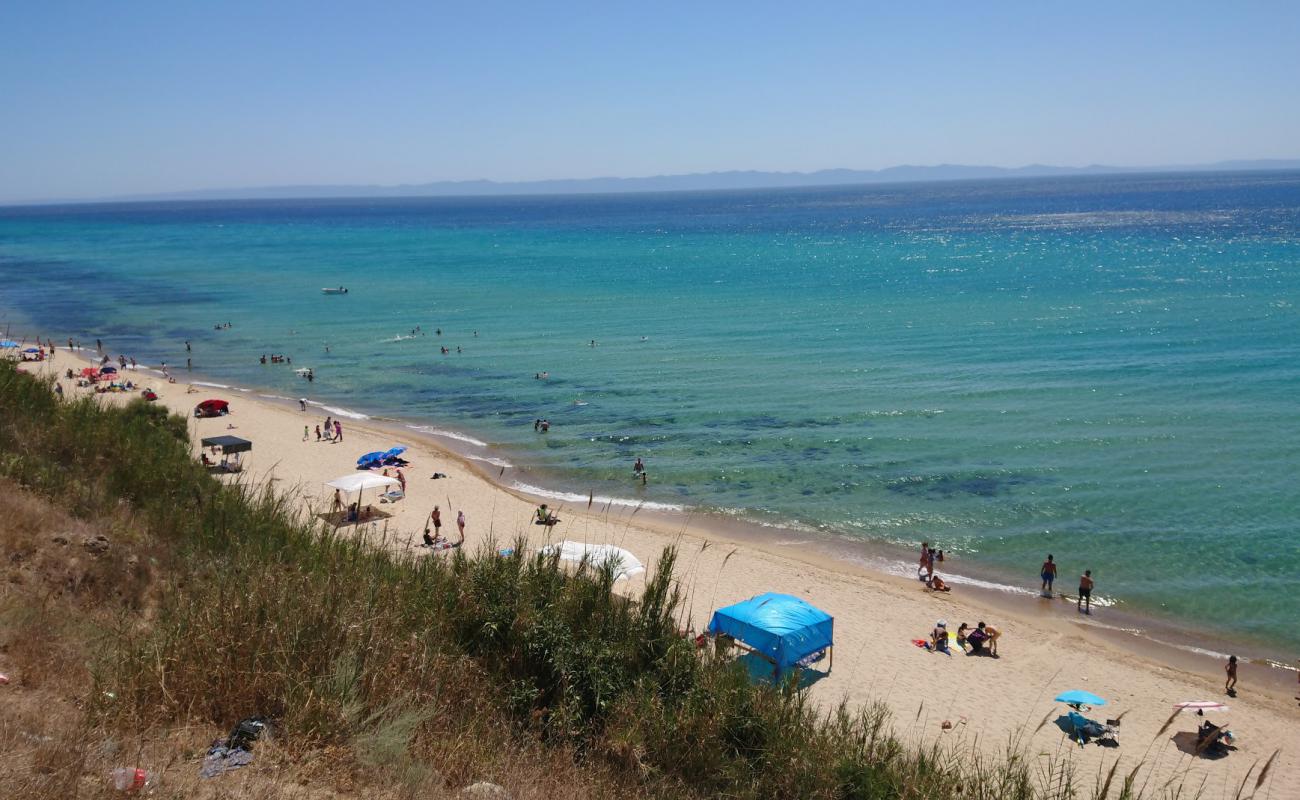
[
  {"left": 1055, "top": 690, "right": 1107, "bottom": 707},
  {"left": 0, "top": 340, "right": 18, "bottom": 348},
  {"left": 22, "top": 347, "right": 41, "bottom": 353},
  {"left": 383, "top": 445, "right": 408, "bottom": 458},
  {"left": 356, "top": 451, "right": 386, "bottom": 466}
]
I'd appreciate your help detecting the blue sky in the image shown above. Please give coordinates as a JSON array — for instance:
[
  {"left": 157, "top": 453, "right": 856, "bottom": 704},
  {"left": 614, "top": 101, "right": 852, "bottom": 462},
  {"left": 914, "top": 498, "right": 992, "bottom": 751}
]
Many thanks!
[{"left": 2, "top": 1, "right": 1298, "bottom": 201}]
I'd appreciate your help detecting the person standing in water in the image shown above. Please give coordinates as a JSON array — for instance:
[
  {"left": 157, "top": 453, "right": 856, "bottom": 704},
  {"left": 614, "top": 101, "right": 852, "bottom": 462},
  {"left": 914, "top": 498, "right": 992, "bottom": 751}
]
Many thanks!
[
  {"left": 1040, "top": 554, "right": 1057, "bottom": 596},
  {"left": 1077, "top": 570, "right": 1094, "bottom": 614}
]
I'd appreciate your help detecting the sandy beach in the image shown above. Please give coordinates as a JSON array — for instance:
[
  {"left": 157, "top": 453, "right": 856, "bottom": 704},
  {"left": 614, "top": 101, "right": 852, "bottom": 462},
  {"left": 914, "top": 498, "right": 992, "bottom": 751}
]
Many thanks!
[{"left": 22, "top": 347, "right": 1300, "bottom": 793}]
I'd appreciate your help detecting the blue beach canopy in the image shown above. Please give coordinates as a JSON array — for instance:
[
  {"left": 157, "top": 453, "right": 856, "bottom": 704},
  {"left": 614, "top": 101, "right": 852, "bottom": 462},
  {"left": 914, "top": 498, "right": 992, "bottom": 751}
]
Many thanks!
[
  {"left": 356, "top": 451, "right": 386, "bottom": 466},
  {"left": 383, "top": 445, "right": 408, "bottom": 458},
  {"left": 22, "top": 347, "right": 41, "bottom": 353},
  {"left": 0, "top": 340, "right": 18, "bottom": 347},
  {"left": 707, "top": 592, "right": 833, "bottom": 675},
  {"left": 1055, "top": 690, "right": 1107, "bottom": 707}
]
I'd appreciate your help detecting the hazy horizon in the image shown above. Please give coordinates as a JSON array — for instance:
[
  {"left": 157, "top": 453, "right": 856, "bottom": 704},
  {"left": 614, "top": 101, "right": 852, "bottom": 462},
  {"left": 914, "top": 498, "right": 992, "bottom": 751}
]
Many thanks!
[{"left": 3, "top": 1, "right": 1299, "bottom": 203}]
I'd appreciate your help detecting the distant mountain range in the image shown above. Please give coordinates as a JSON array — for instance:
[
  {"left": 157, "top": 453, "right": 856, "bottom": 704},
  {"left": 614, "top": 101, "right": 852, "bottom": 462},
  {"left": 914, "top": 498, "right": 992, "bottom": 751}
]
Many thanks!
[{"left": 66, "top": 159, "right": 1300, "bottom": 204}]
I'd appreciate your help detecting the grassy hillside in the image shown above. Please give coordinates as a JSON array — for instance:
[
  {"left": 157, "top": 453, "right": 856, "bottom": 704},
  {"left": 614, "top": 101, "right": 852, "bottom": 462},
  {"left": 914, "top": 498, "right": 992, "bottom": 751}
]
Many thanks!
[{"left": 0, "top": 360, "right": 1176, "bottom": 799}]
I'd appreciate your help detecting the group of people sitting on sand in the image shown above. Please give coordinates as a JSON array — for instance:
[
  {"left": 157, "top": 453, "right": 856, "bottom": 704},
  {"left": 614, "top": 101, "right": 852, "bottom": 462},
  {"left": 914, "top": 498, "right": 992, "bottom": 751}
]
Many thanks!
[{"left": 927, "top": 619, "right": 1001, "bottom": 657}]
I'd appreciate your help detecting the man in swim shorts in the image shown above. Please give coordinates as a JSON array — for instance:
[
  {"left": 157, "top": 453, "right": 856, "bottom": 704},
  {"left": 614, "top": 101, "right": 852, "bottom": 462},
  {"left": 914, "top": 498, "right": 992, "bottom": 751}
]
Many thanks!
[
  {"left": 1078, "top": 570, "right": 1094, "bottom": 614},
  {"left": 1040, "top": 554, "right": 1057, "bottom": 595}
]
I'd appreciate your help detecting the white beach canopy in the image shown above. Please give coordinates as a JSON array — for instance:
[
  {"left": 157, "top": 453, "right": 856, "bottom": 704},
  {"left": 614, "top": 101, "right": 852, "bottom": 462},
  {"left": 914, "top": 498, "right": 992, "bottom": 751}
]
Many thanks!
[
  {"left": 326, "top": 473, "right": 400, "bottom": 494},
  {"left": 324, "top": 473, "right": 400, "bottom": 508},
  {"left": 540, "top": 541, "right": 646, "bottom": 581}
]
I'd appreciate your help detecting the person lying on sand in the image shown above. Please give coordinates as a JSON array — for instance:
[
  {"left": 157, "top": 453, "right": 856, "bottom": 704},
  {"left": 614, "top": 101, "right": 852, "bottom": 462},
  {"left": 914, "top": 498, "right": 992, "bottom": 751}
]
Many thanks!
[
  {"left": 926, "top": 574, "right": 951, "bottom": 592},
  {"left": 421, "top": 516, "right": 464, "bottom": 550}
]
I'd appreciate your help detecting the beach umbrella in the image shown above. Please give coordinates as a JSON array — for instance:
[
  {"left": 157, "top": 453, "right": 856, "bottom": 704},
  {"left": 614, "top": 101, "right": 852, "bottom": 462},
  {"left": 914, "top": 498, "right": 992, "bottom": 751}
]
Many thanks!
[
  {"left": 539, "top": 541, "right": 646, "bottom": 581},
  {"left": 22, "top": 347, "right": 40, "bottom": 353},
  {"left": 356, "top": 451, "right": 387, "bottom": 466},
  {"left": 1055, "top": 690, "right": 1107, "bottom": 707},
  {"left": 100, "top": 365, "right": 118, "bottom": 374},
  {"left": 384, "top": 445, "right": 408, "bottom": 457},
  {"left": 1174, "top": 701, "right": 1228, "bottom": 712},
  {"left": 0, "top": 340, "right": 18, "bottom": 348}
]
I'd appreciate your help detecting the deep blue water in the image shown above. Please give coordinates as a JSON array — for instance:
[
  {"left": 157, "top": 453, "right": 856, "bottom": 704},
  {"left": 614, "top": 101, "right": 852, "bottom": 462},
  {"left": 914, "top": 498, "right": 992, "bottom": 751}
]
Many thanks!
[{"left": 3, "top": 171, "right": 1298, "bottom": 648}]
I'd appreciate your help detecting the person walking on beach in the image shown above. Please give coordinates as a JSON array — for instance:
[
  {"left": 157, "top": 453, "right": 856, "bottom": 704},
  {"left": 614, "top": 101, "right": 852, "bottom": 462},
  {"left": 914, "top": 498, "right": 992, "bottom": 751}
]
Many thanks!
[
  {"left": 396, "top": 468, "right": 406, "bottom": 494},
  {"left": 919, "top": 542, "right": 934, "bottom": 581},
  {"left": 1225, "top": 655, "right": 1238, "bottom": 696},
  {"left": 1078, "top": 570, "right": 1094, "bottom": 614},
  {"left": 303, "top": 425, "right": 309, "bottom": 441},
  {"left": 334, "top": 420, "right": 342, "bottom": 441},
  {"left": 315, "top": 425, "right": 322, "bottom": 442},
  {"left": 457, "top": 510, "right": 466, "bottom": 538},
  {"left": 429, "top": 506, "right": 442, "bottom": 538},
  {"left": 1040, "top": 554, "right": 1057, "bottom": 596}
]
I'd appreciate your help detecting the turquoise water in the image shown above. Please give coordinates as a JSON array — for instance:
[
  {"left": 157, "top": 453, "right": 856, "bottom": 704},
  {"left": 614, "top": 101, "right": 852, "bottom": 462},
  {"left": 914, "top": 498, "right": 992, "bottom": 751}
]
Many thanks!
[{"left": 2, "top": 172, "right": 1298, "bottom": 650}]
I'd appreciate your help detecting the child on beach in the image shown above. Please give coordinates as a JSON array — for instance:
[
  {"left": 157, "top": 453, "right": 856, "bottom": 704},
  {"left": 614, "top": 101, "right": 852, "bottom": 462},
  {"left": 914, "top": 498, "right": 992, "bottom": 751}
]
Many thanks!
[
  {"left": 1225, "top": 655, "right": 1238, "bottom": 696},
  {"left": 315, "top": 425, "right": 322, "bottom": 441},
  {"left": 956, "top": 623, "right": 970, "bottom": 653},
  {"left": 457, "top": 510, "right": 466, "bottom": 537},
  {"left": 303, "top": 425, "right": 308, "bottom": 441}
]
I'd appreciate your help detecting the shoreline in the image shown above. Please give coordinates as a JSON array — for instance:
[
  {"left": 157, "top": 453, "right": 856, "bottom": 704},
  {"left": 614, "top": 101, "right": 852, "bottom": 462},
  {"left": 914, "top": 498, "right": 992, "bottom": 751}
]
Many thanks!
[
  {"left": 172, "top": 364, "right": 1300, "bottom": 677},
  {"left": 17, "top": 340, "right": 1300, "bottom": 792},
  {"left": 17, "top": 335, "right": 1299, "bottom": 691}
]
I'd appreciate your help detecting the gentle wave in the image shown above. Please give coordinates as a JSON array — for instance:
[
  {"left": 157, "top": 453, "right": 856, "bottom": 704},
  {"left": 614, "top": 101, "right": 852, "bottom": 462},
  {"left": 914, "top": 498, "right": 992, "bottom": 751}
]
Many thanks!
[
  {"left": 191, "top": 381, "right": 231, "bottom": 389},
  {"left": 406, "top": 424, "right": 489, "bottom": 448},
  {"left": 309, "top": 402, "right": 370, "bottom": 420},
  {"left": 466, "top": 454, "right": 514, "bottom": 468},
  {"left": 509, "top": 481, "right": 685, "bottom": 513}
]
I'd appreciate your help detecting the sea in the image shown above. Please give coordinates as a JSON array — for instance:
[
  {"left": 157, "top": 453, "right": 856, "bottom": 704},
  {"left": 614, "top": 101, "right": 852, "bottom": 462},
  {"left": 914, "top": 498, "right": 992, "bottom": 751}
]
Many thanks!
[{"left": 2, "top": 171, "right": 1298, "bottom": 657}]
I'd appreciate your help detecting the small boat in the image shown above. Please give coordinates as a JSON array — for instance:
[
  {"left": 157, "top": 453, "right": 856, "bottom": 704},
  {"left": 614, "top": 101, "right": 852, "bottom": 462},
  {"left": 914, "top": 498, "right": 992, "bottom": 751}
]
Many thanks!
[{"left": 321, "top": 287, "right": 349, "bottom": 295}]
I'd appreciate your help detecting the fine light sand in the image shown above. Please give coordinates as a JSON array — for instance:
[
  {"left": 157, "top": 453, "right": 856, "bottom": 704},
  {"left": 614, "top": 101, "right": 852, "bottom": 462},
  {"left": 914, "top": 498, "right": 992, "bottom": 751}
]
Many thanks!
[{"left": 26, "top": 349, "right": 1300, "bottom": 794}]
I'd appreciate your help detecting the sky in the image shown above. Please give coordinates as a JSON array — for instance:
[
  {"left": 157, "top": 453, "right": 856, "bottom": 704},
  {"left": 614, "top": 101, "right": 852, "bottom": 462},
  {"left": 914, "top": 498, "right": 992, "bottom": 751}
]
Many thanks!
[{"left": 2, "top": 1, "right": 1299, "bottom": 202}]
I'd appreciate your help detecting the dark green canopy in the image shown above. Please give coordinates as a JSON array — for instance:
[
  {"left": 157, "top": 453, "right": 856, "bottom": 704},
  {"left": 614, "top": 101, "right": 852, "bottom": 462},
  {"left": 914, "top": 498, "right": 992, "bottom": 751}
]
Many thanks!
[{"left": 200, "top": 435, "right": 252, "bottom": 454}]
